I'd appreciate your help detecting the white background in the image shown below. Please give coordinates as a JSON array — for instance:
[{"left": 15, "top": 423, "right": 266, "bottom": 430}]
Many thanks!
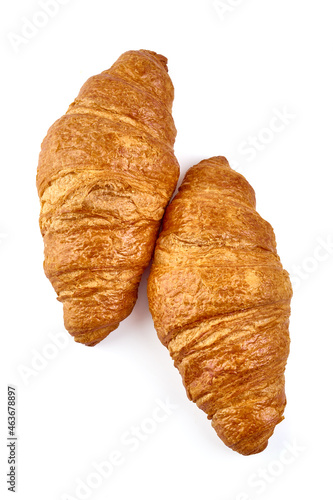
[{"left": 1, "top": 1, "right": 332, "bottom": 499}]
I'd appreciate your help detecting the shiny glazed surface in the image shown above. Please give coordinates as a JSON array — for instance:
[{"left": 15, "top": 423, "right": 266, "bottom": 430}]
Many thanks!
[
  {"left": 148, "top": 157, "right": 292, "bottom": 455},
  {"left": 37, "top": 50, "right": 179, "bottom": 345}
]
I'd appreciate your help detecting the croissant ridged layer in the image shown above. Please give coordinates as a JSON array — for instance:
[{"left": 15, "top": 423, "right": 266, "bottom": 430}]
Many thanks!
[
  {"left": 147, "top": 157, "right": 292, "bottom": 455},
  {"left": 37, "top": 50, "right": 179, "bottom": 346}
]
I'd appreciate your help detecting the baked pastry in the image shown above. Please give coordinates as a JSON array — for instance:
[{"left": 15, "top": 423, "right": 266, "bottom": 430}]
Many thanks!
[
  {"left": 147, "top": 156, "right": 292, "bottom": 455},
  {"left": 37, "top": 50, "right": 179, "bottom": 346}
]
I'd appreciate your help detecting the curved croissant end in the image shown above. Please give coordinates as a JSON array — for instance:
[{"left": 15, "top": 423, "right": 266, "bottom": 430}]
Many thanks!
[
  {"left": 147, "top": 156, "right": 292, "bottom": 455},
  {"left": 37, "top": 50, "right": 179, "bottom": 346}
]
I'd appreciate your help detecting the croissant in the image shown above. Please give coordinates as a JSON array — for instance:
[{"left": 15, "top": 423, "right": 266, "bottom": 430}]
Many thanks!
[
  {"left": 147, "top": 156, "right": 292, "bottom": 455},
  {"left": 36, "top": 50, "right": 179, "bottom": 346}
]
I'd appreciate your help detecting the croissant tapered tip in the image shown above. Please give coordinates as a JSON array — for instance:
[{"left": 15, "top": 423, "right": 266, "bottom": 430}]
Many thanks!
[
  {"left": 139, "top": 50, "right": 169, "bottom": 72},
  {"left": 72, "top": 324, "right": 120, "bottom": 346},
  {"left": 197, "top": 156, "right": 231, "bottom": 169}
]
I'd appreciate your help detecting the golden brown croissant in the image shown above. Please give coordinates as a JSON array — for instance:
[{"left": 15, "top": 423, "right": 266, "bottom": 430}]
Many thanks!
[
  {"left": 37, "top": 50, "right": 179, "bottom": 346},
  {"left": 147, "top": 156, "right": 292, "bottom": 455}
]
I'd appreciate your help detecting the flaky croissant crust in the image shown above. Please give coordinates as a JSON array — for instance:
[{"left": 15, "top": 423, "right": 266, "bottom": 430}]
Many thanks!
[
  {"left": 37, "top": 50, "right": 179, "bottom": 345},
  {"left": 148, "top": 156, "right": 292, "bottom": 455}
]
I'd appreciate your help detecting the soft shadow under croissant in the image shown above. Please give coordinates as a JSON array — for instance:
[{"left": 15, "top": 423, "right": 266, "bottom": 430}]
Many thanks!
[
  {"left": 147, "top": 156, "right": 292, "bottom": 455},
  {"left": 37, "top": 49, "right": 179, "bottom": 346}
]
